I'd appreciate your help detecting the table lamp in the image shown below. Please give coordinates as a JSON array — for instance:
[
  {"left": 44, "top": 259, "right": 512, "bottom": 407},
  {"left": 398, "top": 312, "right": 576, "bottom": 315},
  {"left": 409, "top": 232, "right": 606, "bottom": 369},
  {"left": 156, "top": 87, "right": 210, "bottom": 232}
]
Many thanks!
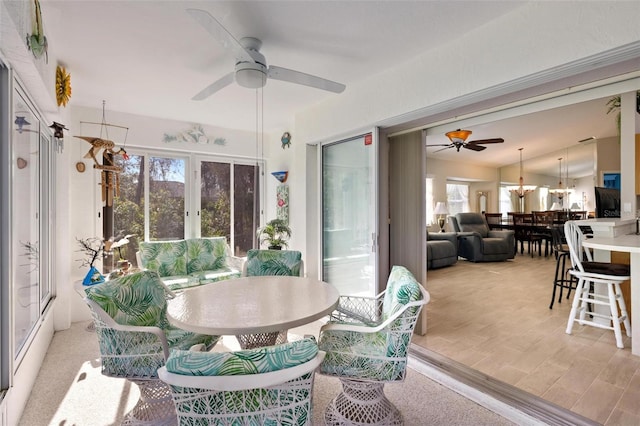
[
  {"left": 570, "top": 202, "right": 581, "bottom": 210},
  {"left": 550, "top": 202, "right": 562, "bottom": 211},
  {"left": 434, "top": 202, "right": 448, "bottom": 232}
]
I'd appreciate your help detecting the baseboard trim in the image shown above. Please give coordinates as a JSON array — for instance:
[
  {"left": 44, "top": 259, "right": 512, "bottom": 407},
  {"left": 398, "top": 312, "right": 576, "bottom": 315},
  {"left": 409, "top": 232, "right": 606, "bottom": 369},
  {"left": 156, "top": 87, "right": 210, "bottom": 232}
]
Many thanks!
[{"left": 409, "top": 345, "right": 599, "bottom": 426}]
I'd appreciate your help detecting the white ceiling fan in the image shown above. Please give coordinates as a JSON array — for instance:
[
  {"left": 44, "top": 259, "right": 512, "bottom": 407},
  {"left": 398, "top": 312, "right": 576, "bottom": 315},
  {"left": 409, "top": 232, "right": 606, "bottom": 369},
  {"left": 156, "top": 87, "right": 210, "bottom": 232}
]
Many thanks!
[{"left": 187, "top": 9, "right": 347, "bottom": 101}]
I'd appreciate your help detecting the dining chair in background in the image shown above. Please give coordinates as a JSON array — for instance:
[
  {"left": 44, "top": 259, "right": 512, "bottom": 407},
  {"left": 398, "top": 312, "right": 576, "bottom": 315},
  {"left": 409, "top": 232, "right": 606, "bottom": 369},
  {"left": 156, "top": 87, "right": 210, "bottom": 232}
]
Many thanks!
[
  {"left": 484, "top": 212, "right": 504, "bottom": 230},
  {"left": 84, "top": 270, "right": 220, "bottom": 425},
  {"left": 158, "top": 336, "right": 324, "bottom": 425},
  {"left": 317, "top": 265, "right": 429, "bottom": 425},
  {"left": 564, "top": 221, "right": 631, "bottom": 349},
  {"left": 549, "top": 225, "right": 577, "bottom": 309},
  {"left": 532, "top": 210, "right": 554, "bottom": 257},
  {"left": 236, "top": 249, "right": 304, "bottom": 349}
]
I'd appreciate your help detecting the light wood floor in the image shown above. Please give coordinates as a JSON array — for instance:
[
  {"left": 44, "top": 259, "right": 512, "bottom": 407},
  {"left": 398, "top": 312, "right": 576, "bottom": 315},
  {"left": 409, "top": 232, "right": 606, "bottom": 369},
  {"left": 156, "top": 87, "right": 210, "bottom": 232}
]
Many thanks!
[{"left": 413, "top": 252, "right": 640, "bottom": 425}]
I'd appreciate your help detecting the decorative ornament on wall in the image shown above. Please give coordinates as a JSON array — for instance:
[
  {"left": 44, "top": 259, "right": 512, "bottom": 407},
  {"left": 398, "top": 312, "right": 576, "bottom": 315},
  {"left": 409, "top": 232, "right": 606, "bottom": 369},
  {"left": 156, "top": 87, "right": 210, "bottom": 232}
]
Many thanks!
[
  {"left": 26, "top": 0, "right": 48, "bottom": 62},
  {"left": 55, "top": 66, "right": 72, "bottom": 107},
  {"left": 276, "top": 185, "right": 290, "bottom": 224},
  {"left": 163, "top": 124, "right": 226, "bottom": 146},
  {"left": 273, "top": 171, "right": 290, "bottom": 224},
  {"left": 49, "top": 121, "right": 68, "bottom": 153},
  {"left": 271, "top": 170, "right": 288, "bottom": 183},
  {"left": 281, "top": 132, "right": 291, "bottom": 149},
  {"left": 75, "top": 101, "right": 130, "bottom": 206}
]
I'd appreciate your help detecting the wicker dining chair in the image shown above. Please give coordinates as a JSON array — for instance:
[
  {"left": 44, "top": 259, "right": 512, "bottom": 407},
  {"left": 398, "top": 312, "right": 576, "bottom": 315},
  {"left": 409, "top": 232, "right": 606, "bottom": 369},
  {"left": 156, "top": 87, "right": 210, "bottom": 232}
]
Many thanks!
[
  {"left": 236, "top": 249, "right": 304, "bottom": 349},
  {"left": 84, "top": 270, "right": 220, "bottom": 425},
  {"left": 318, "top": 265, "right": 429, "bottom": 425},
  {"left": 158, "top": 336, "right": 324, "bottom": 425}
]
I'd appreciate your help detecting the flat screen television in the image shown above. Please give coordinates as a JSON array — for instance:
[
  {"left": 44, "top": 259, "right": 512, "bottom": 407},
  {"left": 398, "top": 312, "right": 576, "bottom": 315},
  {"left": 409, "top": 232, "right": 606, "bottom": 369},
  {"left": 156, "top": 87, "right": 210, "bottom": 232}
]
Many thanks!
[{"left": 594, "top": 186, "right": 620, "bottom": 218}]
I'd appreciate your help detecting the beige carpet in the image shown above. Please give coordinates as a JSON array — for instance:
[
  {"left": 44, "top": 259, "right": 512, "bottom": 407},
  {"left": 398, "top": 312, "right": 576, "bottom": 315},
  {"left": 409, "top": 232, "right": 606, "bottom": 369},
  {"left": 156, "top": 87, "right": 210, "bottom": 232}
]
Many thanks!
[{"left": 18, "top": 321, "right": 516, "bottom": 426}]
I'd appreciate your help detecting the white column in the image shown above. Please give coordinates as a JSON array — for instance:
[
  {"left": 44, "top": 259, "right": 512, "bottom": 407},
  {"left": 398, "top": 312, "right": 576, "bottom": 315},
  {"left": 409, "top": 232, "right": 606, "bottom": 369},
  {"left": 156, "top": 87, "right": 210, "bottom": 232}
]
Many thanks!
[{"left": 620, "top": 91, "right": 636, "bottom": 219}]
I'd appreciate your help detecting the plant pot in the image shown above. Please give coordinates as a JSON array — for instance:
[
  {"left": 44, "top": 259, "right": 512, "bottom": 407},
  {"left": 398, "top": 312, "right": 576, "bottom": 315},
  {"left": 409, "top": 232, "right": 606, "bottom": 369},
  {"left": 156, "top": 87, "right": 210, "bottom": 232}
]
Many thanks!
[{"left": 268, "top": 245, "right": 282, "bottom": 250}]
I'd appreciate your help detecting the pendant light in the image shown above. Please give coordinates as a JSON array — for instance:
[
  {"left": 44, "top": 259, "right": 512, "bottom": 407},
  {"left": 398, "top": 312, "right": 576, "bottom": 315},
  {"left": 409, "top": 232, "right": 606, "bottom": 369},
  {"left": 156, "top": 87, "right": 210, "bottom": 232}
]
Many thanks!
[{"left": 506, "top": 148, "right": 537, "bottom": 212}]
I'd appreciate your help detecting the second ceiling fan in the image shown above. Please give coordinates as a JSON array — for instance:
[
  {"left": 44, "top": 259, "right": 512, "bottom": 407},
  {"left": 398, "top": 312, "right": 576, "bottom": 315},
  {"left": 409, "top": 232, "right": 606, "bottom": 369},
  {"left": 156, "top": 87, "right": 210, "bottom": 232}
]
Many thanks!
[
  {"left": 427, "top": 129, "right": 504, "bottom": 152},
  {"left": 187, "top": 9, "right": 346, "bottom": 100}
]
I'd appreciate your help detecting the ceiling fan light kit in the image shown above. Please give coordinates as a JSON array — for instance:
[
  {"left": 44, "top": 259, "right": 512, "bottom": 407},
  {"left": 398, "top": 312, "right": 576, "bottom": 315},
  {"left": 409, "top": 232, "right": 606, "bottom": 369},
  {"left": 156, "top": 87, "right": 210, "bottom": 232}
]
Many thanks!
[
  {"left": 235, "top": 63, "right": 266, "bottom": 89},
  {"left": 427, "top": 128, "right": 504, "bottom": 152}
]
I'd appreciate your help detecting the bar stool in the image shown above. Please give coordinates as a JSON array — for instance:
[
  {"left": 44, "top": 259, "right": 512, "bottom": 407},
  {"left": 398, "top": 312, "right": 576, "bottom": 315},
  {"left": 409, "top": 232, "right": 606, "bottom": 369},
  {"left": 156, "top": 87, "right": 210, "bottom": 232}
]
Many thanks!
[
  {"left": 549, "top": 226, "right": 577, "bottom": 309},
  {"left": 564, "top": 221, "right": 631, "bottom": 349}
]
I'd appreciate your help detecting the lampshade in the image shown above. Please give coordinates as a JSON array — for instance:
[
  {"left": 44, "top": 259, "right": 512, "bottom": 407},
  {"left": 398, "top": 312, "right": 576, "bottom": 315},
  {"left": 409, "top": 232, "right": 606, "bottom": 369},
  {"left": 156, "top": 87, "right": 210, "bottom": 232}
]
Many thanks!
[
  {"left": 445, "top": 129, "right": 472, "bottom": 143},
  {"left": 570, "top": 202, "right": 581, "bottom": 210},
  {"left": 434, "top": 202, "right": 448, "bottom": 215},
  {"left": 550, "top": 202, "right": 562, "bottom": 211}
]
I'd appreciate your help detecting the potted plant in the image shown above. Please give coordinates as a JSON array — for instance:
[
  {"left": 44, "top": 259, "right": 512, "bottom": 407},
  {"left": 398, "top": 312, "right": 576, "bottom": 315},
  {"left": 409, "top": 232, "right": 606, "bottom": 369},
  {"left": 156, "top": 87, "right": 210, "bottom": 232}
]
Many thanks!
[{"left": 257, "top": 218, "right": 291, "bottom": 250}]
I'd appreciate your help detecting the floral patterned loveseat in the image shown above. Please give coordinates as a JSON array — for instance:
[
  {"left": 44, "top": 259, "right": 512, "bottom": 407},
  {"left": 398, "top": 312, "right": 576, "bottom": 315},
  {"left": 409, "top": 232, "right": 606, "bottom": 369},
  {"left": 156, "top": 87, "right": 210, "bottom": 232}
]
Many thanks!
[{"left": 137, "top": 237, "right": 242, "bottom": 291}]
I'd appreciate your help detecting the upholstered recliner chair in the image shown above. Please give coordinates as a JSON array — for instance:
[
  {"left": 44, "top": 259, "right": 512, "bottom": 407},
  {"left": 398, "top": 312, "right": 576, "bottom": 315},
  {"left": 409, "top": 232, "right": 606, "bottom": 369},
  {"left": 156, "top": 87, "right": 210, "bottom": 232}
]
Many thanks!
[
  {"left": 450, "top": 212, "right": 515, "bottom": 262},
  {"left": 426, "top": 232, "right": 458, "bottom": 269}
]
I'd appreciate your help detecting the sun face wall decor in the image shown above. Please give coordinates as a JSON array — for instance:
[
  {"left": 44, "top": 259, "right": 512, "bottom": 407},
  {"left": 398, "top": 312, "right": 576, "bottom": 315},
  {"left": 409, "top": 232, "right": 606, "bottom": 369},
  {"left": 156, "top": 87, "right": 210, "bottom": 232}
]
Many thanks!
[{"left": 55, "top": 66, "right": 72, "bottom": 107}]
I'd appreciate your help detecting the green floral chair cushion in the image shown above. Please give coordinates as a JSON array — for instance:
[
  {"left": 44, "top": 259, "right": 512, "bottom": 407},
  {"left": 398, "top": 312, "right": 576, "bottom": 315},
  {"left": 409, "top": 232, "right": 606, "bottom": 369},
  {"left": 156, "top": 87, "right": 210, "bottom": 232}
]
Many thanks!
[
  {"left": 245, "top": 249, "right": 302, "bottom": 277},
  {"left": 166, "top": 337, "right": 318, "bottom": 376},
  {"left": 185, "top": 237, "right": 228, "bottom": 274},
  {"left": 85, "top": 270, "right": 219, "bottom": 378},
  {"left": 319, "top": 265, "right": 426, "bottom": 382},
  {"left": 139, "top": 240, "right": 188, "bottom": 277},
  {"left": 192, "top": 267, "right": 241, "bottom": 285},
  {"left": 85, "top": 269, "right": 172, "bottom": 329},
  {"left": 382, "top": 265, "right": 423, "bottom": 321}
]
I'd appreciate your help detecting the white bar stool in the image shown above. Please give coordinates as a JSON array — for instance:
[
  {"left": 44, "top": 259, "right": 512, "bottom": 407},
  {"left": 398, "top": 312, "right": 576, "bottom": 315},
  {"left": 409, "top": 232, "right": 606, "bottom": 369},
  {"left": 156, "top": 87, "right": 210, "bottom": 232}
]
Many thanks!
[{"left": 564, "top": 221, "right": 631, "bottom": 349}]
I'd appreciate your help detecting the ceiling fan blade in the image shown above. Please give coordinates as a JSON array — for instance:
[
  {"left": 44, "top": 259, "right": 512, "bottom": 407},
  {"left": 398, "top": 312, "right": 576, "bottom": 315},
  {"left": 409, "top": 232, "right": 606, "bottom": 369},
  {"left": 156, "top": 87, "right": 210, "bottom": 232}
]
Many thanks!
[
  {"left": 426, "top": 144, "right": 452, "bottom": 148},
  {"left": 463, "top": 143, "right": 487, "bottom": 152},
  {"left": 186, "top": 9, "right": 255, "bottom": 64},
  {"left": 469, "top": 138, "right": 504, "bottom": 144},
  {"left": 192, "top": 72, "right": 235, "bottom": 100},
  {"left": 268, "top": 65, "right": 346, "bottom": 93},
  {"left": 433, "top": 145, "right": 454, "bottom": 153}
]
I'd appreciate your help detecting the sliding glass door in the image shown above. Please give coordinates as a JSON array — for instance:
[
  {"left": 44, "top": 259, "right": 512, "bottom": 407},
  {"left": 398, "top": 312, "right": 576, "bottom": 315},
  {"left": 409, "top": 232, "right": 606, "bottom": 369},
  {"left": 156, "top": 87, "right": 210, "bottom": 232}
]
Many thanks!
[{"left": 322, "top": 134, "right": 377, "bottom": 296}]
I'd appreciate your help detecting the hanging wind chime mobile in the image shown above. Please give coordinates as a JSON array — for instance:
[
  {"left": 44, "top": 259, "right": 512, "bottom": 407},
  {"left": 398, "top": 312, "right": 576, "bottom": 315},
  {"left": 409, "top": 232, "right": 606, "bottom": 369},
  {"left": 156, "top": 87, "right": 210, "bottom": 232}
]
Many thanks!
[{"left": 74, "top": 101, "right": 129, "bottom": 206}]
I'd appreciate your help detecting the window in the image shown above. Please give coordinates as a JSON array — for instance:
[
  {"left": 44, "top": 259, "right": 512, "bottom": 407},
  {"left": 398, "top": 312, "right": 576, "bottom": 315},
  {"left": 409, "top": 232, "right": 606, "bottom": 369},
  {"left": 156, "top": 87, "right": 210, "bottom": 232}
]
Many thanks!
[
  {"left": 113, "top": 152, "right": 261, "bottom": 266},
  {"left": 446, "top": 183, "right": 469, "bottom": 216},
  {"left": 10, "top": 80, "right": 54, "bottom": 365},
  {"left": 425, "top": 177, "right": 434, "bottom": 224},
  {"left": 499, "top": 186, "right": 512, "bottom": 216}
]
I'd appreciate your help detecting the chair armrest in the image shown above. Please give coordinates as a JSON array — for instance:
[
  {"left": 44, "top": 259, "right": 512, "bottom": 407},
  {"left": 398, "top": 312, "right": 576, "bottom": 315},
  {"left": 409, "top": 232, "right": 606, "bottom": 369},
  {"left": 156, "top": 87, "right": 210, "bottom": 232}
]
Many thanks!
[
  {"left": 487, "top": 230, "right": 515, "bottom": 239},
  {"left": 457, "top": 231, "right": 481, "bottom": 240},
  {"left": 323, "top": 287, "right": 429, "bottom": 334},
  {"left": 330, "top": 294, "right": 384, "bottom": 324},
  {"left": 226, "top": 255, "right": 245, "bottom": 273},
  {"left": 428, "top": 232, "right": 458, "bottom": 245},
  {"left": 85, "top": 298, "right": 170, "bottom": 360}
]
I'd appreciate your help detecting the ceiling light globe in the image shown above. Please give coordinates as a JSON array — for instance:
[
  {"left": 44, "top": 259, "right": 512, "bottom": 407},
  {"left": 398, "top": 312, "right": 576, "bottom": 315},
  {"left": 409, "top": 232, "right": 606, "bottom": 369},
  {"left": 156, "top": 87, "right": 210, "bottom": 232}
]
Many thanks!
[{"left": 235, "top": 63, "right": 267, "bottom": 89}]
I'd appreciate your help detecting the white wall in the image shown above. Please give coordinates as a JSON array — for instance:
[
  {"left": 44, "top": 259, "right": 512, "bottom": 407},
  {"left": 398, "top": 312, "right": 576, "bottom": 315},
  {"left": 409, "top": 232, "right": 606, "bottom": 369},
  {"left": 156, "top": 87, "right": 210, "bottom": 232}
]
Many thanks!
[{"left": 294, "top": 2, "right": 640, "bottom": 143}]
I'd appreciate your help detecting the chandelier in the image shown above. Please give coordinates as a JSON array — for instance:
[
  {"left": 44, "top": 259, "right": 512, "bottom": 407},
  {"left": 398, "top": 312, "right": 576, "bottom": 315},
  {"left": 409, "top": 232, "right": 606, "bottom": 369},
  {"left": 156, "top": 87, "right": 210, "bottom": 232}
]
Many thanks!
[
  {"left": 549, "top": 157, "right": 573, "bottom": 204},
  {"left": 506, "top": 148, "right": 537, "bottom": 198}
]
